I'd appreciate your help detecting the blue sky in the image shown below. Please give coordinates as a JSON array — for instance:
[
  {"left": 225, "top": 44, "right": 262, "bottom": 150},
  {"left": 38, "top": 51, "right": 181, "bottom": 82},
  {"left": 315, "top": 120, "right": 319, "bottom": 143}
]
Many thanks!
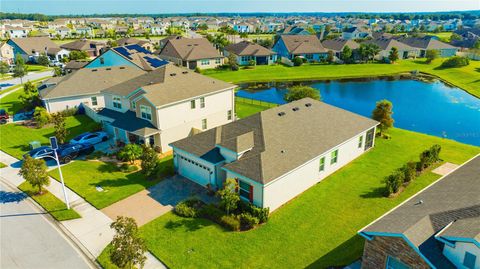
[{"left": 2, "top": 0, "right": 479, "bottom": 15}]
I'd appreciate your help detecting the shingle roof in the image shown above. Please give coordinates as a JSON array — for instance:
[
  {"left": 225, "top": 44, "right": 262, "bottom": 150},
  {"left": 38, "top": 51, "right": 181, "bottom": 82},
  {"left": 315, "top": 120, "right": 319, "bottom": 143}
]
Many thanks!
[
  {"left": 172, "top": 98, "right": 378, "bottom": 184},
  {"left": 110, "top": 44, "right": 169, "bottom": 71},
  {"left": 321, "top": 38, "right": 360, "bottom": 52},
  {"left": 9, "top": 37, "right": 59, "bottom": 55},
  {"left": 396, "top": 36, "right": 458, "bottom": 50},
  {"left": 60, "top": 39, "right": 104, "bottom": 51},
  {"left": 225, "top": 41, "right": 275, "bottom": 57},
  {"left": 361, "top": 155, "right": 480, "bottom": 266},
  {"left": 159, "top": 37, "right": 223, "bottom": 61},
  {"left": 437, "top": 216, "right": 480, "bottom": 243},
  {"left": 64, "top": 60, "right": 88, "bottom": 70},
  {"left": 364, "top": 37, "right": 417, "bottom": 51},
  {"left": 116, "top": 37, "right": 150, "bottom": 46},
  {"left": 97, "top": 108, "right": 158, "bottom": 136},
  {"left": 279, "top": 35, "right": 327, "bottom": 54}
]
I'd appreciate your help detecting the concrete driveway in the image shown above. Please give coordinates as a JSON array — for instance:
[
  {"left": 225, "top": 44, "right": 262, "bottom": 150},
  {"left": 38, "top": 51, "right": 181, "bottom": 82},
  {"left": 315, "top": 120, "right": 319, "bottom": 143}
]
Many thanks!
[{"left": 102, "top": 175, "right": 216, "bottom": 226}]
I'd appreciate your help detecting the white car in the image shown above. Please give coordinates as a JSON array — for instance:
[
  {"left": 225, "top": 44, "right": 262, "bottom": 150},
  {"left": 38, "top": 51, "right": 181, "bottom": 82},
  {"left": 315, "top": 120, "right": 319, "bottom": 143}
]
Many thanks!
[{"left": 70, "top": 132, "right": 108, "bottom": 145}]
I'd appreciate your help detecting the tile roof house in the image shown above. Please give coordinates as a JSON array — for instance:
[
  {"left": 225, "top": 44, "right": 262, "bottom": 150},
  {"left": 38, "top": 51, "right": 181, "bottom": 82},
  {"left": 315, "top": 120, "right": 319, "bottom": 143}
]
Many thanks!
[
  {"left": 359, "top": 155, "right": 480, "bottom": 269},
  {"left": 157, "top": 37, "right": 224, "bottom": 70},
  {"left": 224, "top": 41, "right": 277, "bottom": 65},
  {"left": 395, "top": 36, "right": 459, "bottom": 57},
  {"left": 273, "top": 35, "right": 328, "bottom": 62},
  {"left": 170, "top": 98, "right": 378, "bottom": 211}
]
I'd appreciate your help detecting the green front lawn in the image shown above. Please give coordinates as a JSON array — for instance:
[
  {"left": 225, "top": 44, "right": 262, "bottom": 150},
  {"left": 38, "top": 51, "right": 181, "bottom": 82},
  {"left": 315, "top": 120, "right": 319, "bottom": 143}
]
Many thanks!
[
  {"left": 203, "top": 59, "right": 480, "bottom": 98},
  {"left": 0, "top": 76, "right": 52, "bottom": 114},
  {"left": 0, "top": 115, "right": 99, "bottom": 159},
  {"left": 49, "top": 156, "right": 174, "bottom": 209},
  {"left": 111, "top": 128, "right": 479, "bottom": 269},
  {"left": 18, "top": 181, "right": 81, "bottom": 221},
  {"left": 26, "top": 64, "right": 51, "bottom": 72}
]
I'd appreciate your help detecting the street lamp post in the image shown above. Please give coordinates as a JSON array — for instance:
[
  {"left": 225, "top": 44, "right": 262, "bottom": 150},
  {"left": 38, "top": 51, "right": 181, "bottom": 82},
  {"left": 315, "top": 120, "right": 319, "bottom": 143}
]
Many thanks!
[{"left": 49, "top": 137, "right": 70, "bottom": 209}]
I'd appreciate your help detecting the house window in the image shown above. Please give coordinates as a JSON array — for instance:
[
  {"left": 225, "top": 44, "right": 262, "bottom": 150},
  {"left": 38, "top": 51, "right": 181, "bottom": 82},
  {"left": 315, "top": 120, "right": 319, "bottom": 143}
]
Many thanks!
[
  {"left": 227, "top": 110, "right": 232, "bottom": 120},
  {"left": 319, "top": 157, "right": 325, "bottom": 172},
  {"left": 386, "top": 256, "right": 410, "bottom": 269},
  {"left": 201, "top": 119, "right": 207, "bottom": 130},
  {"left": 190, "top": 100, "right": 196, "bottom": 109},
  {"left": 140, "top": 105, "right": 152, "bottom": 121},
  {"left": 100, "top": 57, "right": 105, "bottom": 64},
  {"left": 241, "top": 56, "right": 249, "bottom": 62},
  {"left": 91, "top": 96, "right": 98, "bottom": 106},
  {"left": 200, "top": 97, "right": 205, "bottom": 108},
  {"left": 306, "top": 54, "right": 313, "bottom": 59},
  {"left": 464, "top": 252, "right": 476, "bottom": 269},
  {"left": 358, "top": 136, "right": 363, "bottom": 148},
  {"left": 201, "top": 59, "right": 210, "bottom": 65},
  {"left": 269, "top": 55, "right": 274, "bottom": 60},
  {"left": 215, "top": 58, "right": 221, "bottom": 64},
  {"left": 330, "top": 150, "right": 338, "bottom": 165},
  {"left": 238, "top": 180, "right": 252, "bottom": 201},
  {"left": 113, "top": 96, "right": 122, "bottom": 109}
]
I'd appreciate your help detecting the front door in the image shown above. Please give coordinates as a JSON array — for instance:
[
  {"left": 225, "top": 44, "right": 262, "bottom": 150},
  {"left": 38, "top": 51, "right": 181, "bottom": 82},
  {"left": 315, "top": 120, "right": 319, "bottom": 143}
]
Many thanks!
[{"left": 365, "top": 128, "right": 375, "bottom": 151}]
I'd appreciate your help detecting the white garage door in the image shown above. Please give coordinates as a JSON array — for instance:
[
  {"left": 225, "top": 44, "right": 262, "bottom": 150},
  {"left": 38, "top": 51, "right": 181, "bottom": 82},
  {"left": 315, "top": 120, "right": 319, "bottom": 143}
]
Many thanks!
[{"left": 177, "top": 154, "right": 211, "bottom": 187}]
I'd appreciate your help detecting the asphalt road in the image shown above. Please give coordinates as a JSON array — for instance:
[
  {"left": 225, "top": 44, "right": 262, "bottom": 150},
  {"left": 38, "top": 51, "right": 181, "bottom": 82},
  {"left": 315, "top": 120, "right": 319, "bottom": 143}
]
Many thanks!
[
  {"left": 0, "top": 181, "right": 93, "bottom": 269},
  {"left": 0, "top": 70, "right": 53, "bottom": 96}
]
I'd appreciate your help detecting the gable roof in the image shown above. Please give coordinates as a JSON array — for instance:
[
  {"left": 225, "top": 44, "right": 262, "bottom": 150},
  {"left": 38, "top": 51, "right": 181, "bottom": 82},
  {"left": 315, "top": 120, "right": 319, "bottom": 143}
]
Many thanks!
[
  {"left": 321, "top": 38, "right": 360, "bottom": 52},
  {"left": 116, "top": 37, "right": 150, "bottom": 46},
  {"left": 108, "top": 44, "right": 169, "bottom": 71},
  {"left": 437, "top": 216, "right": 480, "bottom": 244},
  {"left": 278, "top": 35, "right": 327, "bottom": 54},
  {"left": 9, "top": 37, "right": 59, "bottom": 55},
  {"left": 171, "top": 98, "right": 378, "bottom": 184},
  {"left": 396, "top": 36, "right": 458, "bottom": 50},
  {"left": 364, "top": 37, "right": 417, "bottom": 51},
  {"left": 60, "top": 39, "right": 104, "bottom": 51},
  {"left": 225, "top": 41, "right": 275, "bottom": 56},
  {"left": 159, "top": 37, "right": 223, "bottom": 61}
]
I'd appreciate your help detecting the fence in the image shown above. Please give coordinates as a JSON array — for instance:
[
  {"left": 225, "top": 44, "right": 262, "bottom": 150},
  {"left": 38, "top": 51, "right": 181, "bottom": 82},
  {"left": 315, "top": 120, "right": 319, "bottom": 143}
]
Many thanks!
[
  {"left": 235, "top": 96, "right": 279, "bottom": 108},
  {"left": 82, "top": 103, "right": 101, "bottom": 123},
  {"left": 457, "top": 51, "right": 480, "bottom": 61}
]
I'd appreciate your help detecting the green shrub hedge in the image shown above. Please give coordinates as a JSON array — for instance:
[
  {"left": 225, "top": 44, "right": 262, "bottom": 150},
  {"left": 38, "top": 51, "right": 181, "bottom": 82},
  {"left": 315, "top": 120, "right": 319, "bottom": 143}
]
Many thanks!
[{"left": 440, "top": 56, "right": 469, "bottom": 68}]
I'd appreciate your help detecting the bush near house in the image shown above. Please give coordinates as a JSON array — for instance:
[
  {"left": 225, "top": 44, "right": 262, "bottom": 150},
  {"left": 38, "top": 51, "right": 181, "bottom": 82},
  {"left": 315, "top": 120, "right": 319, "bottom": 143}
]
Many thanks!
[
  {"left": 293, "top": 56, "right": 303, "bottom": 66},
  {"left": 440, "top": 56, "right": 469, "bottom": 68}
]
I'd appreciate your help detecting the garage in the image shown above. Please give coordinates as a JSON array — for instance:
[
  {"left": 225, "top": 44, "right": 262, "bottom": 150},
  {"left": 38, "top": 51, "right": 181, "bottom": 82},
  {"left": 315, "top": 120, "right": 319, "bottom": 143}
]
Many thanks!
[{"left": 176, "top": 154, "right": 212, "bottom": 187}]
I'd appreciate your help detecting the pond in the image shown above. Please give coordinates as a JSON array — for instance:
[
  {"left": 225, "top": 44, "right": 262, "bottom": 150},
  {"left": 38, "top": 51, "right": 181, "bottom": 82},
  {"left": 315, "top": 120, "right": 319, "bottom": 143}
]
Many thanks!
[{"left": 236, "top": 77, "right": 480, "bottom": 146}]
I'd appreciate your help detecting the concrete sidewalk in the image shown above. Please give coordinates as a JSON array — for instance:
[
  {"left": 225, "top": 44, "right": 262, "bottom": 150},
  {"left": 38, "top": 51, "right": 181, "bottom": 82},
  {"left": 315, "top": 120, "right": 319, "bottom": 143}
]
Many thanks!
[{"left": 0, "top": 150, "right": 166, "bottom": 268}]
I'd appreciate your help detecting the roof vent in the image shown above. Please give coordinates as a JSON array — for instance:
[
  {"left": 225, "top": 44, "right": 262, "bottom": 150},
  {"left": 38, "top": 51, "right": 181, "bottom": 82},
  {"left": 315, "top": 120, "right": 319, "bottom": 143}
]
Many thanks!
[
  {"left": 280, "top": 149, "right": 286, "bottom": 154},
  {"left": 119, "top": 66, "right": 126, "bottom": 69},
  {"left": 277, "top": 112, "right": 286, "bottom": 117},
  {"left": 182, "top": 71, "right": 188, "bottom": 74},
  {"left": 170, "top": 73, "right": 176, "bottom": 76},
  {"left": 292, "top": 107, "right": 299, "bottom": 111},
  {"left": 92, "top": 69, "right": 98, "bottom": 72},
  {"left": 305, "top": 103, "right": 312, "bottom": 107},
  {"left": 106, "top": 67, "right": 111, "bottom": 70}
]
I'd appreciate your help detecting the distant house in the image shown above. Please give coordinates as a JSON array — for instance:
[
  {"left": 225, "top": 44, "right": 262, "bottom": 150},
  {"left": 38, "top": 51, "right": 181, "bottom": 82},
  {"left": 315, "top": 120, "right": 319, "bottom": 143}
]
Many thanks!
[
  {"left": 321, "top": 38, "right": 360, "bottom": 60},
  {"left": 342, "top": 27, "right": 370, "bottom": 40},
  {"left": 60, "top": 39, "right": 106, "bottom": 57},
  {"left": 7, "top": 37, "right": 61, "bottom": 63},
  {"left": 359, "top": 155, "right": 480, "bottom": 269},
  {"left": 158, "top": 37, "right": 224, "bottom": 70},
  {"left": 74, "top": 26, "right": 93, "bottom": 37},
  {"left": 116, "top": 37, "right": 154, "bottom": 52},
  {"left": 46, "top": 47, "right": 70, "bottom": 62},
  {"left": 233, "top": 23, "right": 254, "bottom": 33},
  {"left": 364, "top": 37, "right": 418, "bottom": 61},
  {"left": 55, "top": 26, "right": 72, "bottom": 39},
  {"left": 396, "top": 36, "right": 459, "bottom": 57},
  {"left": 277, "top": 26, "right": 311, "bottom": 36},
  {"left": 224, "top": 41, "right": 277, "bottom": 65},
  {"left": 6, "top": 26, "right": 29, "bottom": 38},
  {"left": 273, "top": 35, "right": 328, "bottom": 62},
  {"left": 150, "top": 23, "right": 168, "bottom": 35},
  {"left": 64, "top": 60, "right": 88, "bottom": 73},
  {"left": 0, "top": 42, "right": 14, "bottom": 65},
  {"left": 170, "top": 98, "right": 378, "bottom": 211}
]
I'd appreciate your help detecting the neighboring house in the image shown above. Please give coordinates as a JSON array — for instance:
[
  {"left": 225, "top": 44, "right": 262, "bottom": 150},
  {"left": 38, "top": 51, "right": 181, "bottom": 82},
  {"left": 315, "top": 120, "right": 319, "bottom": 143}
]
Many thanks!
[
  {"left": 60, "top": 39, "right": 106, "bottom": 57},
  {"left": 0, "top": 42, "right": 14, "bottom": 65},
  {"left": 224, "top": 41, "right": 277, "bottom": 65},
  {"left": 95, "top": 64, "right": 236, "bottom": 152},
  {"left": 64, "top": 60, "right": 88, "bottom": 73},
  {"left": 233, "top": 23, "right": 254, "bottom": 33},
  {"left": 364, "top": 37, "right": 419, "bottom": 61},
  {"left": 158, "top": 37, "right": 224, "bottom": 70},
  {"left": 321, "top": 38, "right": 360, "bottom": 61},
  {"left": 46, "top": 47, "right": 70, "bottom": 62},
  {"left": 359, "top": 155, "right": 480, "bottom": 269},
  {"left": 342, "top": 27, "right": 370, "bottom": 40},
  {"left": 6, "top": 26, "right": 29, "bottom": 38},
  {"left": 277, "top": 26, "right": 311, "bottom": 36},
  {"left": 150, "top": 23, "right": 168, "bottom": 35},
  {"left": 74, "top": 26, "right": 93, "bottom": 37},
  {"left": 273, "top": 35, "right": 328, "bottom": 61},
  {"left": 396, "top": 36, "right": 459, "bottom": 57},
  {"left": 170, "top": 98, "right": 378, "bottom": 211},
  {"left": 7, "top": 37, "right": 60, "bottom": 63},
  {"left": 116, "top": 37, "right": 154, "bottom": 52},
  {"left": 55, "top": 26, "right": 72, "bottom": 38}
]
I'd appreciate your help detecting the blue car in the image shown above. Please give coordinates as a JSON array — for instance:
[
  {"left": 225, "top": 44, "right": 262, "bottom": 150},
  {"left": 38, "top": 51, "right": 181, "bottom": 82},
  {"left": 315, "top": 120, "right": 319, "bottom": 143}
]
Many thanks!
[
  {"left": 23, "top": 143, "right": 95, "bottom": 164},
  {"left": 70, "top": 132, "right": 108, "bottom": 145}
]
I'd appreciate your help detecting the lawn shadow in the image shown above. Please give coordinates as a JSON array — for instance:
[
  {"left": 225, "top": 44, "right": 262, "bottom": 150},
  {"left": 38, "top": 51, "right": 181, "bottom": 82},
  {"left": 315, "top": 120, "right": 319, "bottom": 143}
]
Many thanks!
[
  {"left": 164, "top": 218, "right": 213, "bottom": 232},
  {"left": 360, "top": 187, "right": 387, "bottom": 199},
  {"left": 475, "top": 67, "right": 480, "bottom": 73},
  {"left": 305, "top": 235, "right": 364, "bottom": 269},
  {"left": 0, "top": 190, "right": 27, "bottom": 203}
]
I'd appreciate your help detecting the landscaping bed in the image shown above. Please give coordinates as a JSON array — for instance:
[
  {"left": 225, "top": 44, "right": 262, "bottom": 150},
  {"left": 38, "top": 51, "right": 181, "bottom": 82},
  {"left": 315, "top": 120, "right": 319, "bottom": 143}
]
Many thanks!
[
  {"left": 18, "top": 181, "right": 81, "bottom": 221},
  {"left": 0, "top": 115, "right": 99, "bottom": 159},
  {"left": 49, "top": 156, "right": 174, "bottom": 209},
  {"left": 101, "top": 128, "right": 479, "bottom": 269}
]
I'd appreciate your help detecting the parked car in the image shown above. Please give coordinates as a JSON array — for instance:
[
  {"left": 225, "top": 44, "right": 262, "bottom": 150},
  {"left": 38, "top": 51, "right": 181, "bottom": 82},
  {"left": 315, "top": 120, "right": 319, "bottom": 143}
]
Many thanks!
[
  {"left": 23, "top": 143, "right": 95, "bottom": 164},
  {"left": 70, "top": 132, "right": 108, "bottom": 145},
  {"left": 0, "top": 109, "right": 9, "bottom": 124}
]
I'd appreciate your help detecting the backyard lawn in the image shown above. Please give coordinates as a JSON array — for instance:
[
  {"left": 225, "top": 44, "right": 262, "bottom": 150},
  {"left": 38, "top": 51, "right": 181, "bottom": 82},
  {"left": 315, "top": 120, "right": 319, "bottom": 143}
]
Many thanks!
[
  {"left": 203, "top": 59, "right": 480, "bottom": 98},
  {"left": 235, "top": 97, "right": 277, "bottom": 119},
  {"left": 49, "top": 156, "right": 174, "bottom": 209},
  {"left": 0, "top": 115, "right": 99, "bottom": 159},
  {"left": 18, "top": 181, "right": 81, "bottom": 221},
  {"left": 98, "top": 128, "right": 479, "bottom": 269}
]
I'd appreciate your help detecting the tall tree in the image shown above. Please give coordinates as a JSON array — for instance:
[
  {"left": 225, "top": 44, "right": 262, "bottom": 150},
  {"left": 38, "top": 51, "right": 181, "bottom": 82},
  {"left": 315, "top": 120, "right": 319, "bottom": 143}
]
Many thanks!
[
  {"left": 425, "top": 49, "right": 439, "bottom": 63},
  {"left": 140, "top": 145, "right": 158, "bottom": 177},
  {"left": 284, "top": 86, "right": 321, "bottom": 102},
  {"left": 37, "top": 53, "right": 50, "bottom": 66},
  {"left": 13, "top": 54, "right": 28, "bottom": 84},
  {"left": 19, "top": 156, "right": 49, "bottom": 194},
  {"left": 341, "top": 45, "right": 353, "bottom": 63},
  {"left": 110, "top": 216, "right": 147, "bottom": 269},
  {"left": 388, "top": 47, "right": 399, "bottom": 63},
  {"left": 0, "top": 62, "right": 9, "bottom": 78},
  {"left": 52, "top": 113, "right": 68, "bottom": 144},
  {"left": 216, "top": 178, "right": 240, "bottom": 215},
  {"left": 372, "top": 99, "right": 394, "bottom": 134}
]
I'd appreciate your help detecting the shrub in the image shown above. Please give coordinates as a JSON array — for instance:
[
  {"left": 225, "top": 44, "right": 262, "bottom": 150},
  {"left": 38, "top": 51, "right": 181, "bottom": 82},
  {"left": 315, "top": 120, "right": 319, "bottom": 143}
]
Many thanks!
[
  {"left": 175, "top": 201, "right": 198, "bottom": 218},
  {"left": 440, "top": 56, "right": 469, "bottom": 68},
  {"left": 430, "top": 144, "right": 441, "bottom": 162},
  {"left": 119, "top": 163, "right": 138, "bottom": 172},
  {"left": 199, "top": 204, "right": 224, "bottom": 222},
  {"left": 418, "top": 144, "right": 442, "bottom": 171},
  {"left": 220, "top": 215, "right": 240, "bottom": 231},
  {"left": 140, "top": 146, "right": 158, "bottom": 177},
  {"left": 400, "top": 162, "right": 417, "bottom": 183},
  {"left": 284, "top": 85, "right": 321, "bottom": 102},
  {"left": 239, "top": 212, "right": 259, "bottom": 230},
  {"left": 117, "top": 144, "right": 143, "bottom": 164},
  {"left": 231, "top": 64, "right": 239, "bottom": 71},
  {"left": 384, "top": 170, "right": 404, "bottom": 196},
  {"left": 194, "top": 67, "right": 201, "bottom": 73},
  {"left": 59, "top": 107, "right": 78, "bottom": 117},
  {"left": 238, "top": 200, "right": 269, "bottom": 223},
  {"left": 425, "top": 49, "right": 439, "bottom": 63},
  {"left": 293, "top": 56, "right": 303, "bottom": 66},
  {"left": 33, "top": 107, "right": 51, "bottom": 128}
]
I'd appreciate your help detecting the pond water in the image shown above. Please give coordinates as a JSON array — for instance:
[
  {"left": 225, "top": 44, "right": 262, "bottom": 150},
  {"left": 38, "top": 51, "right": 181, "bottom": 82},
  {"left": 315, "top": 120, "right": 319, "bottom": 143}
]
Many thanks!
[{"left": 236, "top": 77, "right": 480, "bottom": 146}]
